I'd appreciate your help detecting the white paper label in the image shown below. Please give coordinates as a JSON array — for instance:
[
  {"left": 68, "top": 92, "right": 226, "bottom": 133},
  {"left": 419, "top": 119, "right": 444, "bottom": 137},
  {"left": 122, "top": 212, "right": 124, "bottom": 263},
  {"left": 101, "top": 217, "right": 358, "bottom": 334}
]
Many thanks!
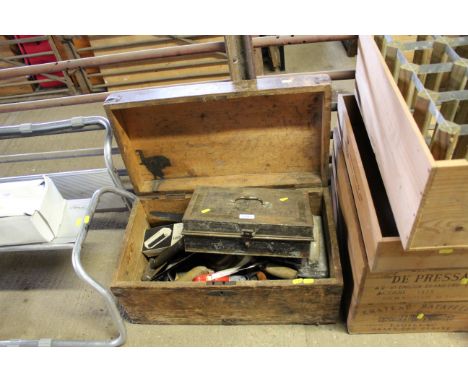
[{"left": 239, "top": 214, "right": 255, "bottom": 220}]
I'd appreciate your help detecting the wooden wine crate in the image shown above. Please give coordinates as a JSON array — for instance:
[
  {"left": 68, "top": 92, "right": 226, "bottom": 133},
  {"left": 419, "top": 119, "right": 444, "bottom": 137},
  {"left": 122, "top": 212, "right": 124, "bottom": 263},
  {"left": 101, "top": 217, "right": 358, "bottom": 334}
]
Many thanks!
[
  {"left": 355, "top": 35, "right": 468, "bottom": 251},
  {"left": 337, "top": 94, "right": 468, "bottom": 272},
  {"left": 332, "top": 123, "right": 468, "bottom": 334},
  {"left": 105, "top": 74, "right": 344, "bottom": 324}
]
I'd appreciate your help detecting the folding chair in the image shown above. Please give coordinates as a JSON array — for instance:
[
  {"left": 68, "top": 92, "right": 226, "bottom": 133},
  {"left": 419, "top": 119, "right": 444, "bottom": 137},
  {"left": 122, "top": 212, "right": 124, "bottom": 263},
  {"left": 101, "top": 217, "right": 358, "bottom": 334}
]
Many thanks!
[{"left": 0, "top": 116, "right": 134, "bottom": 346}]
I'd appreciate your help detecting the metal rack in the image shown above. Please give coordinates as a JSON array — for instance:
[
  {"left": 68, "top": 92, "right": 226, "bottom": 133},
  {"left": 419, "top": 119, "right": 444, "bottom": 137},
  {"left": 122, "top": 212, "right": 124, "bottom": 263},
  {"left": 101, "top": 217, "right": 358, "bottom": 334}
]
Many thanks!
[
  {"left": 0, "top": 35, "right": 357, "bottom": 112},
  {"left": 0, "top": 116, "right": 131, "bottom": 346}
]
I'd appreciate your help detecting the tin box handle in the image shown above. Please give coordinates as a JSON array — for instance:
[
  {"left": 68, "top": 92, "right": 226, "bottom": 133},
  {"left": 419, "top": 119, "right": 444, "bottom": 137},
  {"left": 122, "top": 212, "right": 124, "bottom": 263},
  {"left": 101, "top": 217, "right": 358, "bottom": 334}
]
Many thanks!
[{"left": 234, "top": 196, "right": 264, "bottom": 205}]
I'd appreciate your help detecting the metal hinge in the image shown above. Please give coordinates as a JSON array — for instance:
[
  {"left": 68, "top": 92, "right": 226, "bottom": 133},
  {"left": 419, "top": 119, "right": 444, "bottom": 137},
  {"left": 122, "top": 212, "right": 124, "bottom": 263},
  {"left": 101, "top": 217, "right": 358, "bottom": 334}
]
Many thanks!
[{"left": 155, "top": 192, "right": 191, "bottom": 200}]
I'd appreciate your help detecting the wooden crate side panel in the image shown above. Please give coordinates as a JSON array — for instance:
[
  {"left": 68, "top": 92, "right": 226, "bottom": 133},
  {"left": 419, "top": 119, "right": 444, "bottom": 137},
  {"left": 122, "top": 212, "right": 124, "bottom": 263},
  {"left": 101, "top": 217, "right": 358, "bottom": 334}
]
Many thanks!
[
  {"left": 348, "top": 299, "right": 468, "bottom": 333},
  {"left": 374, "top": 239, "right": 468, "bottom": 272},
  {"left": 360, "top": 268, "right": 468, "bottom": 304},
  {"left": 411, "top": 161, "right": 468, "bottom": 249},
  {"left": 356, "top": 36, "right": 432, "bottom": 249},
  {"left": 335, "top": 136, "right": 367, "bottom": 290},
  {"left": 338, "top": 95, "right": 382, "bottom": 268},
  {"left": 322, "top": 189, "right": 343, "bottom": 283},
  {"left": 112, "top": 282, "right": 342, "bottom": 325}
]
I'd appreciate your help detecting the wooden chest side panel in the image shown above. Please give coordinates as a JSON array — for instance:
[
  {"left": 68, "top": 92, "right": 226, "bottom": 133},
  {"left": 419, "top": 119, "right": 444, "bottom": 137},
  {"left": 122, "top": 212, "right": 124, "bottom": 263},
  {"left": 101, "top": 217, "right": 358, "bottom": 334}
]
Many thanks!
[
  {"left": 411, "top": 161, "right": 468, "bottom": 249},
  {"left": 111, "top": 188, "right": 343, "bottom": 325},
  {"left": 112, "top": 282, "right": 342, "bottom": 325},
  {"left": 375, "top": 239, "right": 468, "bottom": 272},
  {"left": 322, "top": 188, "right": 342, "bottom": 283},
  {"left": 348, "top": 299, "right": 468, "bottom": 334},
  {"left": 356, "top": 36, "right": 433, "bottom": 249},
  {"left": 112, "top": 201, "right": 149, "bottom": 282}
]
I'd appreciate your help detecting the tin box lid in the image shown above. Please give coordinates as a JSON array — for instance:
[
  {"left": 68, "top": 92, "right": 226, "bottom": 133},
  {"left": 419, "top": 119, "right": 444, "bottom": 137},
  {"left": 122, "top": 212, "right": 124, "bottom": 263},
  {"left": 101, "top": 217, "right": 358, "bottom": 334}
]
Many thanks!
[
  {"left": 104, "top": 74, "right": 331, "bottom": 195},
  {"left": 182, "top": 187, "right": 314, "bottom": 239}
]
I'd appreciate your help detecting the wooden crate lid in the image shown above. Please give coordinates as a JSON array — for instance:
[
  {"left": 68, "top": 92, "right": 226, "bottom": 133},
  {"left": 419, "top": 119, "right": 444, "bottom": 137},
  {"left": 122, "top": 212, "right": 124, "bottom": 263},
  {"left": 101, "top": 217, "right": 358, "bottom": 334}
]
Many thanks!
[{"left": 104, "top": 74, "right": 331, "bottom": 195}]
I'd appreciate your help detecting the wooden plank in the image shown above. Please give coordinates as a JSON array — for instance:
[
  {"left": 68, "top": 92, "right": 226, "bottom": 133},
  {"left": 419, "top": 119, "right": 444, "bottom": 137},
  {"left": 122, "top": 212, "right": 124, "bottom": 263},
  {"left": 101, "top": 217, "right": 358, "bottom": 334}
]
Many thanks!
[
  {"left": 339, "top": 94, "right": 389, "bottom": 268},
  {"left": 452, "top": 124, "right": 468, "bottom": 159},
  {"left": 112, "top": 201, "right": 149, "bottom": 282},
  {"left": 145, "top": 173, "right": 323, "bottom": 194},
  {"left": 348, "top": 300, "right": 468, "bottom": 334},
  {"left": 411, "top": 160, "right": 468, "bottom": 249},
  {"left": 429, "top": 121, "right": 460, "bottom": 160},
  {"left": 334, "top": 127, "right": 366, "bottom": 291},
  {"left": 88, "top": 35, "right": 229, "bottom": 90},
  {"left": 356, "top": 36, "right": 433, "bottom": 250},
  {"left": 0, "top": 36, "right": 34, "bottom": 97}
]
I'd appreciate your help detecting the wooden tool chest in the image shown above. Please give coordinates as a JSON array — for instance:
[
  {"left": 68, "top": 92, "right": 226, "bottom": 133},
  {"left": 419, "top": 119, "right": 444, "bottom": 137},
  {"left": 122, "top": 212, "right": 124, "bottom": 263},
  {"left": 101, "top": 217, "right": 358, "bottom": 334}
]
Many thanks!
[
  {"left": 355, "top": 35, "right": 468, "bottom": 251},
  {"left": 332, "top": 94, "right": 468, "bottom": 334},
  {"left": 105, "top": 74, "right": 343, "bottom": 324}
]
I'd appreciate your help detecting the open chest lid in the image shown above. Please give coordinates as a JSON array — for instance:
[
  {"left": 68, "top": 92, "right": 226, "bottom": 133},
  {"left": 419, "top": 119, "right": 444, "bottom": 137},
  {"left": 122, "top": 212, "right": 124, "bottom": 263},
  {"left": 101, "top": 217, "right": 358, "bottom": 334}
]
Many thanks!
[{"left": 104, "top": 74, "right": 331, "bottom": 195}]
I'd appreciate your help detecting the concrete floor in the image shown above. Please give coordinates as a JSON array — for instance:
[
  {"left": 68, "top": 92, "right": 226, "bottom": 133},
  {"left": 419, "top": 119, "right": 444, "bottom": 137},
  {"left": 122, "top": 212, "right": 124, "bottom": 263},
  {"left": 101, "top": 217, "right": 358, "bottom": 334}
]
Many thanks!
[{"left": 0, "top": 42, "right": 467, "bottom": 346}]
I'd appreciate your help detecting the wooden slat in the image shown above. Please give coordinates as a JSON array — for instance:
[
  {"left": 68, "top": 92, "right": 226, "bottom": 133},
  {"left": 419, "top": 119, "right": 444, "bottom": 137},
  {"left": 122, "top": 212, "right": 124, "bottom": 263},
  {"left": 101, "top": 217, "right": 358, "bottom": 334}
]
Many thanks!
[
  {"left": 348, "top": 300, "right": 468, "bottom": 334},
  {"left": 356, "top": 36, "right": 433, "bottom": 250},
  {"left": 411, "top": 160, "right": 468, "bottom": 249},
  {"left": 88, "top": 36, "right": 230, "bottom": 91}
]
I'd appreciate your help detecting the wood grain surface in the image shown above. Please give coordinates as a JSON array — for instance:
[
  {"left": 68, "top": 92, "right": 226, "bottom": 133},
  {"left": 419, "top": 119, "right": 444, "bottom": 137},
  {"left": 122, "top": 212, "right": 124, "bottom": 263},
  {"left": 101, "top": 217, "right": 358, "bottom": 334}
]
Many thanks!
[{"left": 338, "top": 94, "right": 468, "bottom": 271}]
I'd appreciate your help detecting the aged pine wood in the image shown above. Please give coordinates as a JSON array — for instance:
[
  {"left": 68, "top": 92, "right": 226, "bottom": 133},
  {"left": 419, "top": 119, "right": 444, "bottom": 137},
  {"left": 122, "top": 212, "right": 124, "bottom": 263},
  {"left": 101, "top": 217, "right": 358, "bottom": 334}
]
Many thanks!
[
  {"left": 412, "top": 160, "right": 468, "bottom": 248},
  {"left": 338, "top": 94, "right": 468, "bottom": 271},
  {"left": 111, "top": 190, "right": 343, "bottom": 324},
  {"left": 106, "top": 74, "right": 331, "bottom": 194},
  {"left": 333, "top": 126, "right": 366, "bottom": 291},
  {"left": 356, "top": 36, "right": 468, "bottom": 250}
]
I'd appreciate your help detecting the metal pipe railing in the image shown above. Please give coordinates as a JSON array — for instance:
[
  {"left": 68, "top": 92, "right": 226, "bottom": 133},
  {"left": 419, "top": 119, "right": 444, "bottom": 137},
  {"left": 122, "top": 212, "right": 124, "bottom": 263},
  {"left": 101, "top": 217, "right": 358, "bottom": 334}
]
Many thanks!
[
  {"left": 0, "top": 41, "right": 226, "bottom": 80},
  {"left": 0, "top": 186, "right": 136, "bottom": 347},
  {"left": 252, "top": 35, "right": 357, "bottom": 47},
  {"left": 0, "top": 68, "right": 355, "bottom": 113},
  {"left": 0, "top": 35, "right": 357, "bottom": 112}
]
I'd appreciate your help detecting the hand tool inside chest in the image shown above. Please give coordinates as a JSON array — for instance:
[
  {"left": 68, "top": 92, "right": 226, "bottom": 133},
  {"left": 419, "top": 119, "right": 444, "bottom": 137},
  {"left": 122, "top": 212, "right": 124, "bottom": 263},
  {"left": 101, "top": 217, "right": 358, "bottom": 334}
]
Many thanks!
[{"left": 182, "top": 186, "right": 315, "bottom": 258}]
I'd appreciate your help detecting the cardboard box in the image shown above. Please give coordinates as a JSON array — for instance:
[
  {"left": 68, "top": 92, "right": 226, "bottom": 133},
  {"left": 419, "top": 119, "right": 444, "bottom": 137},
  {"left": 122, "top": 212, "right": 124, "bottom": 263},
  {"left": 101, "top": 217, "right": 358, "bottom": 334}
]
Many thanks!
[
  {"left": 0, "top": 177, "right": 66, "bottom": 246},
  {"left": 0, "top": 177, "right": 89, "bottom": 247}
]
